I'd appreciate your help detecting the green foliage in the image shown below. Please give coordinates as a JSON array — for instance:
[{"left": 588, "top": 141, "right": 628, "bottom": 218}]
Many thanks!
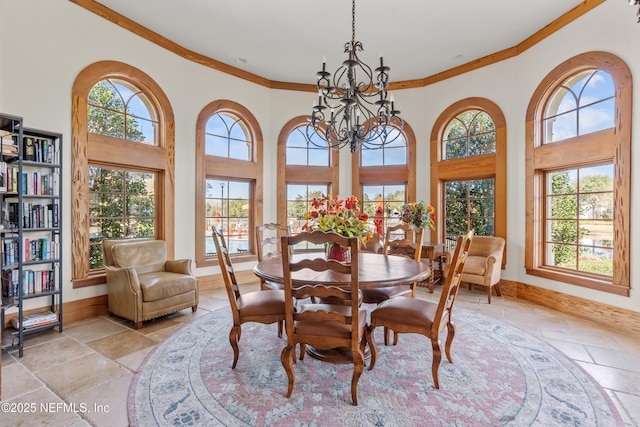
[
  {"left": 549, "top": 171, "right": 579, "bottom": 265},
  {"left": 87, "top": 80, "right": 145, "bottom": 142},
  {"left": 577, "top": 253, "right": 613, "bottom": 275},
  {"left": 87, "top": 80, "right": 155, "bottom": 270},
  {"left": 444, "top": 178, "right": 494, "bottom": 239},
  {"left": 288, "top": 189, "right": 324, "bottom": 220},
  {"left": 444, "top": 110, "right": 496, "bottom": 159},
  {"left": 89, "top": 168, "right": 155, "bottom": 270},
  {"left": 579, "top": 174, "right": 613, "bottom": 220}
]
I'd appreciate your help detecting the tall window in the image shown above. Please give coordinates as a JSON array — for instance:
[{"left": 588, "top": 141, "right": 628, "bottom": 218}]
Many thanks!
[
  {"left": 440, "top": 110, "right": 497, "bottom": 241},
  {"left": 72, "top": 61, "right": 174, "bottom": 287},
  {"left": 525, "top": 52, "right": 631, "bottom": 295},
  {"left": 205, "top": 179, "right": 251, "bottom": 255},
  {"left": 431, "top": 98, "right": 506, "bottom": 258},
  {"left": 353, "top": 123, "right": 416, "bottom": 238},
  {"left": 277, "top": 117, "right": 338, "bottom": 233},
  {"left": 86, "top": 79, "right": 159, "bottom": 269},
  {"left": 196, "top": 101, "right": 263, "bottom": 266}
]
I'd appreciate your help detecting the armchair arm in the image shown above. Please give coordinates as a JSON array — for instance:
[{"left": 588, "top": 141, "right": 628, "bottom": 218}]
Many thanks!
[
  {"left": 165, "top": 259, "right": 193, "bottom": 275},
  {"left": 483, "top": 249, "right": 504, "bottom": 286},
  {"left": 104, "top": 266, "right": 143, "bottom": 320}
]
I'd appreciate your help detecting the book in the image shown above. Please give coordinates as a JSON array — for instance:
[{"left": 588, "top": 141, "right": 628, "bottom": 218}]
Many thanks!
[
  {"left": 0, "top": 161, "right": 6, "bottom": 192},
  {"left": 1, "top": 134, "right": 18, "bottom": 155},
  {"left": 23, "top": 137, "right": 36, "bottom": 161},
  {"left": 11, "top": 311, "right": 57, "bottom": 330}
]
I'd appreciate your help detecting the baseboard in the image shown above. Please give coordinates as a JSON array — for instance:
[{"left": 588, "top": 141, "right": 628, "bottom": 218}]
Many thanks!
[
  {"left": 2, "top": 294, "right": 109, "bottom": 328},
  {"left": 197, "top": 270, "right": 258, "bottom": 290},
  {"left": 503, "top": 280, "right": 640, "bottom": 336}
]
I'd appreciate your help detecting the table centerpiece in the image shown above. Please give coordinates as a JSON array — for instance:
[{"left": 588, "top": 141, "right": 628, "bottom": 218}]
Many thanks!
[
  {"left": 400, "top": 201, "right": 436, "bottom": 230},
  {"left": 302, "top": 194, "right": 372, "bottom": 262}
]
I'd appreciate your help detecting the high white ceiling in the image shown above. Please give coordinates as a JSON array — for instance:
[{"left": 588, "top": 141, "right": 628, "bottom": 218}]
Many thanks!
[{"left": 94, "top": 0, "right": 586, "bottom": 85}]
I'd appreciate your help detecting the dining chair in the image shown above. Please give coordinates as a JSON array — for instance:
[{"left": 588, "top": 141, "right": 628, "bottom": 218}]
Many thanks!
[
  {"left": 361, "top": 222, "right": 424, "bottom": 345},
  {"left": 211, "top": 227, "right": 285, "bottom": 369},
  {"left": 255, "top": 222, "right": 291, "bottom": 290},
  {"left": 279, "top": 231, "right": 375, "bottom": 406},
  {"left": 367, "top": 230, "right": 474, "bottom": 390}
]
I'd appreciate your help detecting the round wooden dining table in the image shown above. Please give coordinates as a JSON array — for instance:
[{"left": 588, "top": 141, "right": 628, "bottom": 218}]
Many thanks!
[
  {"left": 253, "top": 252, "right": 431, "bottom": 364},
  {"left": 253, "top": 252, "right": 431, "bottom": 289}
]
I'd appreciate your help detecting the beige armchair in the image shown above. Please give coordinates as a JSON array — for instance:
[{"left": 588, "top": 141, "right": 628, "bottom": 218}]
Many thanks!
[
  {"left": 445, "top": 236, "right": 505, "bottom": 303},
  {"left": 103, "top": 239, "right": 199, "bottom": 329}
]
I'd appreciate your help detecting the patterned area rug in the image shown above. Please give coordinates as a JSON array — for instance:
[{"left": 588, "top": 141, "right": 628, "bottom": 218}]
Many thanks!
[{"left": 128, "top": 307, "right": 623, "bottom": 426}]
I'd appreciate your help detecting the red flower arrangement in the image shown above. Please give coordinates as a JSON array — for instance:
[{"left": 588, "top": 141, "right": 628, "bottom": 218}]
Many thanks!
[{"left": 303, "top": 194, "right": 372, "bottom": 244}]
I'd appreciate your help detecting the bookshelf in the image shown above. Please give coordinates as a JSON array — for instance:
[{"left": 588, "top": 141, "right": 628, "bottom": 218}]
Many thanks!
[{"left": 0, "top": 112, "right": 63, "bottom": 357}]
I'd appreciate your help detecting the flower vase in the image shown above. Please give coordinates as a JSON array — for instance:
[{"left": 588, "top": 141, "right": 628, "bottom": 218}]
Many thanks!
[{"left": 326, "top": 243, "right": 351, "bottom": 263}]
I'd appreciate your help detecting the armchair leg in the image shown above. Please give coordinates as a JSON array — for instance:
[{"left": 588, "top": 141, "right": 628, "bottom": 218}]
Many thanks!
[
  {"left": 192, "top": 304, "right": 198, "bottom": 313},
  {"left": 487, "top": 286, "right": 492, "bottom": 304},
  {"left": 134, "top": 321, "right": 143, "bottom": 329},
  {"left": 494, "top": 283, "right": 502, "bottom": 296}
]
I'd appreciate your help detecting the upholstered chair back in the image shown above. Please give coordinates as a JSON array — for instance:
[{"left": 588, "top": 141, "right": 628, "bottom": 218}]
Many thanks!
[{"left": 103, "top": 238, "right": 167, "bottom": 275}]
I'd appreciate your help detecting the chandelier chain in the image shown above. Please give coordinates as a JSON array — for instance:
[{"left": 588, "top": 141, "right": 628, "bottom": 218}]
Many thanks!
[{"left": 351, "top": 0, "right": 356, "bottom": 44}]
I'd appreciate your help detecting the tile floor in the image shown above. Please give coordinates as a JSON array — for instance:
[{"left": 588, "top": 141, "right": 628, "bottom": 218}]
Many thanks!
[{"left": 1, "top": 283, "right": 639, "bottom": 426}]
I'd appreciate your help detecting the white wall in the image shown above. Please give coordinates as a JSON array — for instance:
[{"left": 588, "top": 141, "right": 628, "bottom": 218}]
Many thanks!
[{"left": 1, "top": 0, "right": 638, "bottom": 313}]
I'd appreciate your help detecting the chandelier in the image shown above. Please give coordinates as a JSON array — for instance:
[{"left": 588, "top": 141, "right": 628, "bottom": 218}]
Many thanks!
[
  {"left": 306, "top": 0, "right": 403, "bottom": 153},
  {"left": 632, "top": 0, "right": 640, "bottom": 23}
]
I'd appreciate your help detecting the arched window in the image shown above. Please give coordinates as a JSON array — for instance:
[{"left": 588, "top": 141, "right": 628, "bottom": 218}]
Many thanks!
[
  {"left": 88, "top": 79, "right": 158, "bottom": 143},
  {"left": 352, "top": 123, "right": 416, "bottom": 238},
  {"left": 431, "top": 98, "right": 506, "bottom": 256},
  {"left": 543, "top": 70, "right": 615, "bottom": 144},
  {"left": 525, "top": 52, "right": 631, "bottom": 295},
  {"left": 71, "top": 61, "right": 175, "bottom": 287},
  {"left": 442, "top": 110, "right": 496, "bottom": 159},
  {"left": 277, "top": 117, "right": 339, "bottom": 237},
  {"left": 196, "top": 101, "right": 263, "bottom": 266}
]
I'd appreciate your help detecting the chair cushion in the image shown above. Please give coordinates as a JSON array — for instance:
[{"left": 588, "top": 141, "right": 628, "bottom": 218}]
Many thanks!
[
  {"left": 372, "top": 297, "right": 437, "bottom": 329},
  {"left": 237, "top": 290, "right": 285, "bottom": 316},
  {"left": 111, "top": 240, "right": 167, "bottom": 275},
  {"left": 294, "top": 308, "right": 367, "bottom": 339},
  {"left": 462, "top": 256, "right": 487, "bottom": 276},
  {"left": 361, "top": 286, "right": 412, "bottom": 304},
  {"left": 262, "top": 280, "right": 284, "bottom": 291},
  {"left": 139, "top": 272, "right": 197, "bottom": 302}
]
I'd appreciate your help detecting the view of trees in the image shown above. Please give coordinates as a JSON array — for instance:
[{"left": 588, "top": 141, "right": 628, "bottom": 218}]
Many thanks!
[
  {"left": 444, "top": 110, "right": 496, "bottom": 160},
  {"left": 287, "top": 188, "right": 325, "bottom": 224},
  {"left": 87, "top": 80, "right": 156, "bottom": 269},
  {"left": 547, "top": 168, "right": 613, "bottom": 276},
  {"left": 87, "top": 80, "right": 146, "bottom": 141},
  {"left": 444, "top": 178, "right": 495, "bottom": 240}
]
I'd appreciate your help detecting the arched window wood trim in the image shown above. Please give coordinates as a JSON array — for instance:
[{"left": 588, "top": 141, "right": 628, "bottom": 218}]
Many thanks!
[
  {"left": 430, "top": 97, "right": 507, "bottom": 260},
  {"left": 525, "top": 51, "right": 631, "bottom": 295},
  {"left": 71, "top": 60, "right": 175, "bottom": 288},
  {"left": 277, "top": 116, "right": 339, "bottom": 226},
  {"left": 195, "top": 100, "right": 264, "bottom": 267},
  {"left": 351, "top": 121, "right": 416, "bottom": 207}
]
